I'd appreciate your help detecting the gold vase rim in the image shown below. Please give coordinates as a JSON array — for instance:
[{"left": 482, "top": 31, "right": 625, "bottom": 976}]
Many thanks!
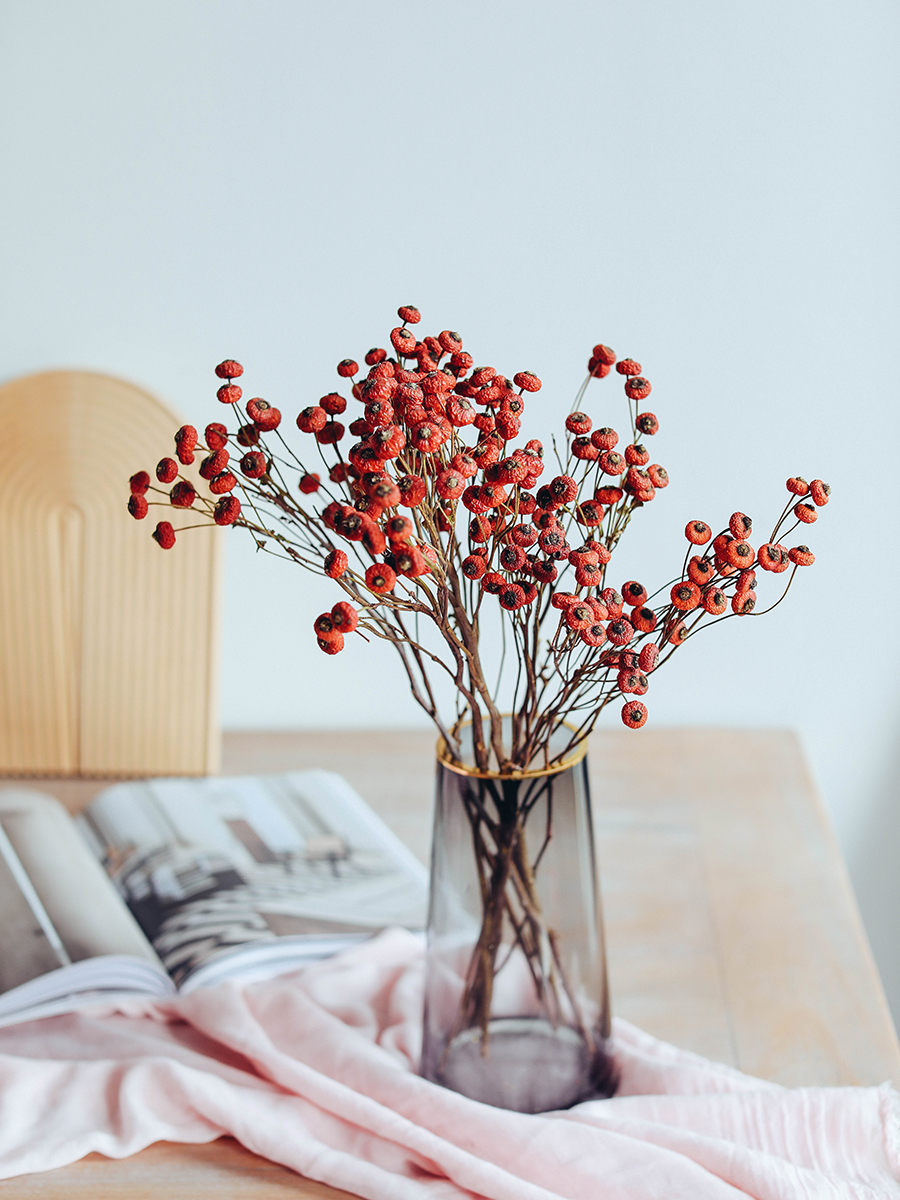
[{"left": 436, "top": 719, "right": 588, "bottom": 780}]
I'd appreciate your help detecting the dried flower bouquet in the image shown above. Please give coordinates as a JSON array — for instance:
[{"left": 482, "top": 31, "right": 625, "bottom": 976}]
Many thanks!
[{"left": 128, "top": 306, "right": 828, "bottom": 1084}]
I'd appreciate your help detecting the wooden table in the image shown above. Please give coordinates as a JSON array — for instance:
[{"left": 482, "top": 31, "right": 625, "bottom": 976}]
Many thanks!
[{"left": 2, "top": 728, "right": 898, "bottom": 1197}]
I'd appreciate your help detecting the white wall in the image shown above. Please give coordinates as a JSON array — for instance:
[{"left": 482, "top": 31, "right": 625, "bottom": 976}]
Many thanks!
[{"left": 2, "top": 1, "right": 899, "bottom": 1009}]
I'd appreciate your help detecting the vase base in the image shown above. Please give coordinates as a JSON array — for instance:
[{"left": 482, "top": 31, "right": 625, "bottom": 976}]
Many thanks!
[{"left": 431, "top": 1017, "right": 616, "bottom": 1112}]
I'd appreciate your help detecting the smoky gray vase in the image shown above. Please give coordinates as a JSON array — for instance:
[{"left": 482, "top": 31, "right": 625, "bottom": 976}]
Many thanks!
[{"left": 420, "top": 733, "right": 616, "bottom": 1112}]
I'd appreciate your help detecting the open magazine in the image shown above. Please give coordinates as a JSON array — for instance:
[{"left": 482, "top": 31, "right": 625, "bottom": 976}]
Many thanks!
[{"left": 0, "top": 771, "right": 428, "bottom": 1028}]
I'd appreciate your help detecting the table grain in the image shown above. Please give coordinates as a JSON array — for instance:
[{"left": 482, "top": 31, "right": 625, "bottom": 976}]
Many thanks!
[{"left": 2, "top": 727, "right": 898, "bottom": 1197}]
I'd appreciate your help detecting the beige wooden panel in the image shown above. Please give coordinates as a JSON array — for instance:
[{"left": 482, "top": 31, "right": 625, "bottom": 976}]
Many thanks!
[
  {"left": 2, "top": 728, "right": 897, "bottom": 1198},
  {"left": 0, "top": 371, "right": 221, "bottom": 776}
]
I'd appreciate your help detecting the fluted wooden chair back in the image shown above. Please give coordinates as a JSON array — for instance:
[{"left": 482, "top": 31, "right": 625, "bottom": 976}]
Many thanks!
[{"left": 0, "top": 371, "right": 221, "bottom": 776}]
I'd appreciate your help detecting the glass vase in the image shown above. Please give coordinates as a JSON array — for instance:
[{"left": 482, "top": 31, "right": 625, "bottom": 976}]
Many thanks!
[{"left": 420, "top": 729, "right": 616, "bottom": 1112}]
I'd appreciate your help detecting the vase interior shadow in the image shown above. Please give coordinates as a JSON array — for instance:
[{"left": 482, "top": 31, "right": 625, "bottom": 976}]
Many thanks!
[{"left": 421, "top": 724, "right": 617, "bottom": 1112}]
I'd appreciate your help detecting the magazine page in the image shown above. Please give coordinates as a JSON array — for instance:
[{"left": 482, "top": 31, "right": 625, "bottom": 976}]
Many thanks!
[
  {"left": 0, "top": 789, "right": 172, "bottom": 1027},
  {"left": 79, "top": 770, "right": 429, "bottom": 989}
]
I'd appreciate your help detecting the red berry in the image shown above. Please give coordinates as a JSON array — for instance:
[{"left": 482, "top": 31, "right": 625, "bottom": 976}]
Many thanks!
[
  {"left": 647, "top": 465, "right": 668, "bottom": 488},
  {"left": 205, "top": 422, "right": 229, "bottom": 450},
  {"left": 299, "top": 473, "right": 320, "bottom": 494},
  {"left": 365, "top": 348, "right": 387, "bottom": 366},
  {"left": 397, "top": 475, "right": 427, "bottom": 507},
  {"left": 365, "top": 563, "right": 396, "bottom": 593},
  {"left": 209, "top": 472, "right": 237, "bottom": 495},
  {"left": 510, "top": 522, "right": 540, "bottom": 547},
  {"left": 631, "top": 606, "right": 657, "bottom": 633},
  {"left": 499, "top": 545, "right": 526, "bottom": 572},
  {"left": 170, "top": 481, "right": 196, "bottom": 507},
  {"left": 725, "top": 540, "right": 755, "bottom": 570},
  {"left": 591, "top": 427, "right": 618, "bottom": 451},
  {"left": 639, "top": 644, "right": 659, "bottom": 672},
  {"left": 551, "top": 592, "right": 578, "bottom": 611},
  {"left": 130, "top": 470, "right": 150, "bottom": 495},
  {"left": 397, "top": 305, "right": 421, "bottom": 325},
  {"left": 621, "top": 701, "right": 647, "bottom": 729},
  {"left": 217, "top": 384, "right": 242, "bottom": 405},
  {"left": 316, "top": 421, "right": 345, "bottom": 445},
  {"left": 566, "top": 412, "right": 592, "bottom": 435},
  {"left": 152, "top": 520, "right": 176, "bottom": 548},
  {"left": 786, "top": 477, "right": 809, "bottom": 496},
  {"left": 127, "top": 494, "right": 148, "bottom": 520},
  {"left": 337, "top": 359, "right": 358, "bottom": 378},
  {"left": 809, "top": 479, "right": 831, "bottom": 506},
  {"left": 600, "top": 587, "right": 624, "bottom": 618},
  {"left": 200, "top": 449, "right": 229, "bottom": 480},
  {"left": 214, "top": 496, "right": 241, "bottom": 525},
  {"left": 732, "top": 591, "right": 756, "bottom": 615},
  {"left": 616, "top": 359, "right": 641, "bottom": 376},
  {"left": 574, "top": 501, "right": 604, "bottom": 527},
  {"left": 156, "top": 457, "right": 178, "bottom": 484},
  {"left": 624, "top": 376, "right": 651, "bottom": 400},
  {"left": 246, "top": 398, "right": 281, "bottom": 431},
  {"left": 737, "top": 569, "right": 757, "bottom": 592},
  {"left": 240, "top": 451, "right": 267, "bottom": 478},
  {"left": 562, "top": 602, "right": 592, "bottom": 632},
  {"left": 671, "top": 581, "right": 700, "bottom": 611},
  {"left": 390, "top": 327, "right": 418, "bottom": 355},
  {"left": 499, "top": 583, "right": 526, "bottom": 610},
  {"left": 794, "top": 502, "right": 817, "bottom": 524},
  {"left": 215, "top": 360, "right": 243, "bottom": 379},
  {"left": 617, "top": 668, "right": 644, "bottom": 694},
  {"left": 331, "top": 601, "right": 358, "bottom": 632},
  {"left": 447, "top": 397, "right": 477, "bottom": 427},
  {"left": 685, "top": 521, "right": 712, "bottom": 545},
  {"left": 320, "top": 392, "right": 347, "bottom": 415},
  {"left": 297, "top": 406, "right": 327, "bottom": 434},
  {"left": 514, "top": 371, "right": 541, "bottom": 392},
  {"left": 175, "top": 425, "right": 198, "bottom": 457},
  {"left": 606, "top": 618, "right": 634, "bottom": 646},
  {"left": 394, "top": 546, "right": 427, "bottom": 577},
  {"left": 409, "top": 421, "right": 447, "bottom": 453},
  {"left": 549, "top": 475, "right": 578, "bottom": 505},
  {"left": 729, "top": 512, "right": 752, "bottom": 539},
  {"left": 588, "top": 358, "right": 611, "bottom": 378},
  {"left": 702, "top": 587, "right": 727, "bottom": 615},
  {"left": 438, "top": 330, "right": 463, "bottom": 353},
  {"left": 313, "top": 612, "right": 339, "bottom": 639},
  {"left": 667, "top": 620, "right": 687, "bottom": 645},
  {"left": 436, "top": 468, "right": 466, "bottom": 501},
  {"left": 636, "top": 412, "right": 659, "bottom": 436},
  {"left": 789, "top": 545, "right": 815, "bottom": 566},
  {"left": 581, "top": 623, "right": 607, "bottom": 647},
  {"left": 495, "top": 411, "right": 521, "bottom": 440},
  {"left": 324, "top": 550, "right": 348, "bottom": 578},
  {"left": 318, "top": 633, "right": 344, "bottom": 654},
  {"left": 625, "top": 444, "right": 649, "bottom": 466},
  {"left": 593, "top": 344, "right": 617, "bottom": 366},
  {"left": 622, "top": 581, "right": 647, "bottom": 606},
  {"left": 572, "top": 436, "right": 599, "bottom": 461},
  {"left": 688, "top": 555, "right": 714, "bottom": 585},
  {"left": 595, "top": 486, "right": 623, "bottom": 505},
  {"left": 599, "top": 451, "right": 626, "bottom": 476}
]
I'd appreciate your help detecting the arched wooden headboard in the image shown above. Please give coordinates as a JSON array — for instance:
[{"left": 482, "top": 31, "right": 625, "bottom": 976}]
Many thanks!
[{"left": 0, "top": 371, "right": 221, "bottom": 776}]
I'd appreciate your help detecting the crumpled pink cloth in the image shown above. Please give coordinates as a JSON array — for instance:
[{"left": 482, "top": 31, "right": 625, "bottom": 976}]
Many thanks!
[{"left": 0, "top": 930, "right": 897, "bottom": 1199}]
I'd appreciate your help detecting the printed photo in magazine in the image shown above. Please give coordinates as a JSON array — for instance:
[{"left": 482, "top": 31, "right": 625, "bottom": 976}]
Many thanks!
[{"left": 0, "top": 770, "right": 428, "bottom": 1027}]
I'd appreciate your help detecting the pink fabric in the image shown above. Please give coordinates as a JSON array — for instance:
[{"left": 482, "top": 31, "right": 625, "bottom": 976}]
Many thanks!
[{"left": 0, "top": 930, "right": 897, "bottom": 1199}]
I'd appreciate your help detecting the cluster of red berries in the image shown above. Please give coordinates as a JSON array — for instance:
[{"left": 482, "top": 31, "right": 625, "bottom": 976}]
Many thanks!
[
  {"left": 669, "top": 484, "right": 827, "bottom": 631},
  {"left": 128, "top": 361, "right": 245, "bottom": 548},
  {"left": 129, "top": 306, "right": 826, "bottom": 735}
]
